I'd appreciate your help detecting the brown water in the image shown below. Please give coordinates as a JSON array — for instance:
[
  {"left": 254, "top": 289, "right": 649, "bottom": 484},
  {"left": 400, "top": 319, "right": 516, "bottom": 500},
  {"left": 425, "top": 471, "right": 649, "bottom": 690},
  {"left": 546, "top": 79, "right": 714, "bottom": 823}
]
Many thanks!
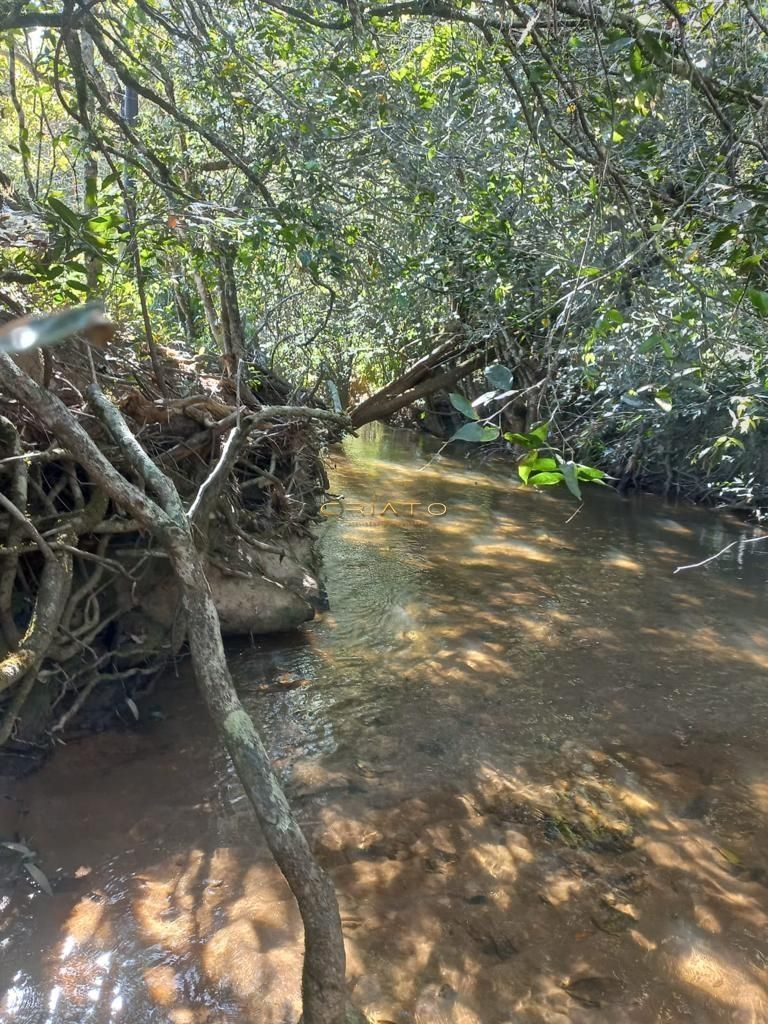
[{"left": 2, "top": 424, "right": 768, "bottom": 1024}]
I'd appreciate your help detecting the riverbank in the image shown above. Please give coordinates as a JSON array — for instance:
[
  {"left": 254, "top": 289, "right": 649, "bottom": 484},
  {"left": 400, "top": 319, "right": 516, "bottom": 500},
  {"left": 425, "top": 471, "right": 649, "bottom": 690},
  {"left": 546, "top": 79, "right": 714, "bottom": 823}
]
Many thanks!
[{"left": 0, "top": 326, "right": 337, "bottom": 768}]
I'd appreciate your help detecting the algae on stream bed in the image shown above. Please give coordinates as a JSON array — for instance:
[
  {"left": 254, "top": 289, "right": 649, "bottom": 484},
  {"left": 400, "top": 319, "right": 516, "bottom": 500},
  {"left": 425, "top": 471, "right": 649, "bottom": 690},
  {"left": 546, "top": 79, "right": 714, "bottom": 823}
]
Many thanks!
[{"left": 2, "top": 424, "right": 768, "bottom": 1024}]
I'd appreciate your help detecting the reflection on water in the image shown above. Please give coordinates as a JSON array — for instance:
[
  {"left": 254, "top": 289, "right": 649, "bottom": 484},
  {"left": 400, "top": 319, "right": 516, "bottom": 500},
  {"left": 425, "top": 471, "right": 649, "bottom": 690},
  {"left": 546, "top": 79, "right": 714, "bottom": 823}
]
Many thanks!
[{"left": 2, "top": 423, "right": 768, "bottom": 1023}]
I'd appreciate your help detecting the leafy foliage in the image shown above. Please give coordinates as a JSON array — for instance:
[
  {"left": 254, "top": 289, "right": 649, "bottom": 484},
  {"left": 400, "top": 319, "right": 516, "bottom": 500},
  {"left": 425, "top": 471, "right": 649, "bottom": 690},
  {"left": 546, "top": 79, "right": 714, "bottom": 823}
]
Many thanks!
[{"left": 2, "top": 1, "right": 768, "bottom": 506}]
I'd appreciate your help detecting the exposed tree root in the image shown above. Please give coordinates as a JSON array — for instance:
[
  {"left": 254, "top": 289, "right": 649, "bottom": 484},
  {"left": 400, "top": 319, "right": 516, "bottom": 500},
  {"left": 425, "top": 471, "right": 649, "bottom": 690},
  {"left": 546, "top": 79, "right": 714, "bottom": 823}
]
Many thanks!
[{"left": 0, "top": 329, "right": 341, "bottom": 758}]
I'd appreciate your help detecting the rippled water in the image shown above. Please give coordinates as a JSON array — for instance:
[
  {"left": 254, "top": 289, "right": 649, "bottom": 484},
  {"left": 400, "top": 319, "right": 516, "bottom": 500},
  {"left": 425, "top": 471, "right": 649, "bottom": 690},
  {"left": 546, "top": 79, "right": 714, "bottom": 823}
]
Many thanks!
[{"left": 2, "top": 424, "right": 768, "bottom": 1023}]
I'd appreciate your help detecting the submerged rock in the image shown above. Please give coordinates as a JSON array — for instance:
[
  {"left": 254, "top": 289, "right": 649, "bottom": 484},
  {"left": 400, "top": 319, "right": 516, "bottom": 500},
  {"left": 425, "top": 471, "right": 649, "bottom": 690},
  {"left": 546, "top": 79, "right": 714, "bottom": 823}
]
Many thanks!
[{"left": 206, "top": 563, "right": 314, "bottom": 634}]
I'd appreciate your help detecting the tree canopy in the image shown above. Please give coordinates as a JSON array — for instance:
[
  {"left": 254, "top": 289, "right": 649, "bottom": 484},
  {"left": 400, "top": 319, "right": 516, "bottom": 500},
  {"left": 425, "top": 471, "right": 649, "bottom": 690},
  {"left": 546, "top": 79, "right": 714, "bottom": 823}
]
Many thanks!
[{"left": 3, "top": 0, "right": 768, "bottom": 505}]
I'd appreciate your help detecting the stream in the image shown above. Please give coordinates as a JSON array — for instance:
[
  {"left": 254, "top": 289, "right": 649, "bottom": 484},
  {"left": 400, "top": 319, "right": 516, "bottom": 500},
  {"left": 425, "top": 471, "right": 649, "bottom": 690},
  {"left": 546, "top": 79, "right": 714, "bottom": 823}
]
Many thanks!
[{"left": 2, "top": 424, "right": 768, "bottom": 1024}]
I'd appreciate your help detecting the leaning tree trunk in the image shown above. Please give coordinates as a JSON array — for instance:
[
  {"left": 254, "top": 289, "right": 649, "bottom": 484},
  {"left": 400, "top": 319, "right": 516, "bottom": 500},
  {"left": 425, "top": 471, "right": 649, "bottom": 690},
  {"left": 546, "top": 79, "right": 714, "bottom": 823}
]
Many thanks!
[
  {"left": 180, "top": 575, "right": 347, "bottom": 1020},
  {"left": 0, "top": 348, "right": 352, "bottom": 1024},
  {"left": 350, "top": 348, "right": 485, "bottom": 427}
]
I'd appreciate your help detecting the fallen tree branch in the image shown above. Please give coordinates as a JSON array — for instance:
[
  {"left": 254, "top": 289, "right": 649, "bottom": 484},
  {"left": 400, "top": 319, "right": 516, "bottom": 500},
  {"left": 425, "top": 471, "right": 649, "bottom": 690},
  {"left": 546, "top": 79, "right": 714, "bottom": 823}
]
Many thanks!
[
  {"left": 188, "top": 416, "right": 251, "bottom": 536},
  {"left": 351, "top": 349, "right": 486, "bottom": 427}
]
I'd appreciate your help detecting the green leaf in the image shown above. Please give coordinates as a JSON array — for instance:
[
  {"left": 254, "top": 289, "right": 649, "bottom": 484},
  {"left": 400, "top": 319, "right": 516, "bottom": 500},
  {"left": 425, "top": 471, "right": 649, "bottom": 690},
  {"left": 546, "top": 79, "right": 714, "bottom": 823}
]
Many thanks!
[
  {"left": 65, "top": 279, "right": 90, "bottom": 293},
  {"left": 0, "top": 303, "right": 106, "bottom": 356},
  {"left": 504, "top": 431, "right": 538, "bottom": 448},
  {"left": 639, "top": 334, "right": 663, "bottom": 354},
  {"left": 528, "top": 423, "right": 549, "bottom": 443},
  {"left": 484, "top": 363, "right": 513, "bottom": 389},
  {"left": 24, "top": 861, "right": 53, "bottom": 896},
  {"left": 575, "top": 464, "right": 606, "bottom": 481},
  {"left": 747, "top": 288, "right": 768, "bottom": 317},
  {"left": 654, "top": 387, "right": 672, "bottom": 412},
  {"left": 710, "top": 223, "right": 738, "bottom": 251},
  {"left": 530, "top": 471, "right": 565, "bottom": 486},
  {"left": 450, "top": 422, "right": 500, "bottom": 443},
  {"left": 449, "top": 392, "right": 478, "bottom": 420},
  {"left": 640, "top": 31, "right": 670, "bottom": 63},
  {"left": 85, "top": 175, "right": 98, "bottom": 207},
  {"left": 559, "top": 460, "right": 582, "bottom": 499},
  {"left": 531, "top": 457, "right": 558, "bottom": 471},
  {"left": 48, "top": 196, "right": 82, "bottom": 231},
  {"left": 2, "top": 841, "right": 34, "bottom": 855},
  {"left": 518, "top": 450, "right": 539, "bottom": 484}
]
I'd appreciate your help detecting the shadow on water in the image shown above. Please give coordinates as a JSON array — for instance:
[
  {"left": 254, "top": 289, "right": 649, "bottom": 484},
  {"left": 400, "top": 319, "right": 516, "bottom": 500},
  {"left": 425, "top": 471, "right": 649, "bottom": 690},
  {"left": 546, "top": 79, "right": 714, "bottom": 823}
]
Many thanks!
[{"left": 2, "top": 423, "right": 768, "bottom": 1023}]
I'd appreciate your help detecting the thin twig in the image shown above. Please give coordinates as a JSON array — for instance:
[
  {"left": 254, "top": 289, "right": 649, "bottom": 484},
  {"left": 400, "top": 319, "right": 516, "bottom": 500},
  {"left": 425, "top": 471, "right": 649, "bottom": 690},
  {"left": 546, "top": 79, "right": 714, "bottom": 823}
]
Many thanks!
[{"left": 673, "top": 535, "right": 768, "bottom": 573}]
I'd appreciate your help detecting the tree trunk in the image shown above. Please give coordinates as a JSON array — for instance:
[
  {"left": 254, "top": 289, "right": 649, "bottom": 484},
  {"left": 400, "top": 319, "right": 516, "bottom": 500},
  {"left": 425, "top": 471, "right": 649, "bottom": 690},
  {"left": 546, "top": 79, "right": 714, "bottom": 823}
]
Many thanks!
[
  {"left": 177, "top": 566, "right": 348, "bottom": 1024},
  {"left": 218, "top": 245, "right": 246, "bottom": 378},
  {"left": 350, "top": 349, "right": 485, "bottom": 427},
  {"left": 79, "top": 31, "right": 102, "bottom": 297}
]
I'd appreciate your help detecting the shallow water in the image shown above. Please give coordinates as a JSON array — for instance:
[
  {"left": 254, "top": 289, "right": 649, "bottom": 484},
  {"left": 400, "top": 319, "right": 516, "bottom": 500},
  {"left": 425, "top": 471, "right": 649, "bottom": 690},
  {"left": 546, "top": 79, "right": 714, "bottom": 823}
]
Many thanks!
[{"left": 2, "top": 424, "right": 768, "bottom": 1023}]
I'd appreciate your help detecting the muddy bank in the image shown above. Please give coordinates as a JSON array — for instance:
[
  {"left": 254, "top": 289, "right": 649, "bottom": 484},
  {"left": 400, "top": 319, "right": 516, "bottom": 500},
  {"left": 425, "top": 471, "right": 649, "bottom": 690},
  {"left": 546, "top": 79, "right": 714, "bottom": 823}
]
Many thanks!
[{"left": 2, "top": 425, "right": 768, "bottom": 1022}]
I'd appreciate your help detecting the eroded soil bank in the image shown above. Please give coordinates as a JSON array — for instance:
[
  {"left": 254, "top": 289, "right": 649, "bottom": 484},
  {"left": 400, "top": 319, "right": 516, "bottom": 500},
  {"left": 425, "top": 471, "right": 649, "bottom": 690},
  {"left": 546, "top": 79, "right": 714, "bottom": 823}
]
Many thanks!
[{"left": 2, "top": 425, "right": 768, "bottom": 1024}]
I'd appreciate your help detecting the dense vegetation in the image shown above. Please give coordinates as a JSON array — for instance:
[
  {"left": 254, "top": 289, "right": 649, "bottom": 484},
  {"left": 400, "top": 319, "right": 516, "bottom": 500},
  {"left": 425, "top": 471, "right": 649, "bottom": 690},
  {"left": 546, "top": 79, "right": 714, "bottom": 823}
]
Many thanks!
[
  {"left": 4, "top": 1, "right": 768, "bottom": 507},
  {"left": 3, "top": 3, "right": 768, "bottom": 1022}
]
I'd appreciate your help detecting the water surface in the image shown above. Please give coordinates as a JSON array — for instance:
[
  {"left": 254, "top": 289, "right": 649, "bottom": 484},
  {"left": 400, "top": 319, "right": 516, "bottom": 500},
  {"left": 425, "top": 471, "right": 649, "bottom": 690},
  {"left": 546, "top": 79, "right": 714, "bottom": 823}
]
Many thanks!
[{"left": 2, "top": 425, "right": 768, "bottom": 1023}]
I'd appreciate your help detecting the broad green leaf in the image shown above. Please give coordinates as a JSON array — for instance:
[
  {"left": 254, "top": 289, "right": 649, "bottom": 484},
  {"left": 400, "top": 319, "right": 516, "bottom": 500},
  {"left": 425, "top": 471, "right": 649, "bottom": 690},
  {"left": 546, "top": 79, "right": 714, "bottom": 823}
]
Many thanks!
[
  {"left": 710, "top": 224, "right": 738, "bottom": 251},
  {"left": 449, "top": 392, "right": 478, "bottom": 420},
  {"left": 560, "top": 460, "right": 582, "bottom": 499},
  {"left": 48, "top": 197, "right": 82, "bottom": 231},
  {"left": 2, "top": 841, "right": 34, "bottom": 856},
  {"left": 24, "top": 861, "right": 53, "bottom": 896},
  {"left": 450, "top": 422, "right": 500, "bottom": 443},
  {"left": 518, "top": 450, "right": 539, "bottom": 484},
  {"left": 85, "top": 175, "right": 98, "bottom": 207},
  {"left": 576, "top": 464, "right": 606, "bottom": 481},
  {"left": 747, "top": 288, "right": 768, "bottom": 317},
  {"left": 640, "top": 31, "right": 670, "bottom": 63},
  {"left": 639, "top": 334, "right": 663, "bottom": 354},
  {"left": 484, "top": 363, "right": 513, "bottom": 389},
  {"left": 504, "top": 432, "right": 538, "bottom": 448},
  {"left": 530, "top": 471, "right": 565, "bottom": 486},
  {"left": 532, "top": 457, "right": 558, "bottom": 471},
  {"left": 65, "top": 279, "right": 90, "bottom": 293}
]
